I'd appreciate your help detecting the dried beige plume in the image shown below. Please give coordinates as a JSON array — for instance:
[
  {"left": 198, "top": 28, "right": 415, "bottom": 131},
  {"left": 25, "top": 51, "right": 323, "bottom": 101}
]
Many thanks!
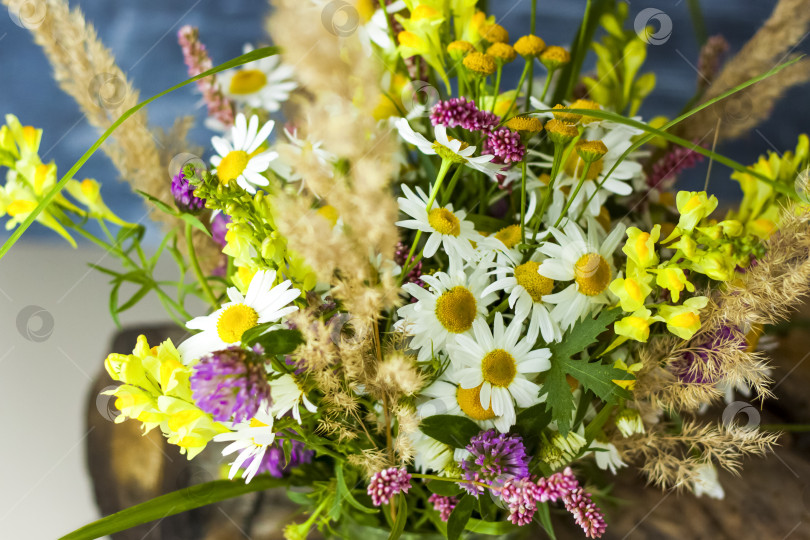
[
  {"left": 678, "top": 0, "right": 810, "bottom": 142},
  {"left": 7, "top": 0, "right": 221, "bottom": 268}
]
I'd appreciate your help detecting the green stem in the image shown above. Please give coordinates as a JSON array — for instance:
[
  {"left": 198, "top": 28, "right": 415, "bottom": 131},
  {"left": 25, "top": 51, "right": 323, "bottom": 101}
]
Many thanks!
[
  {"left": 440, "top": 163, "right": 463, "bottom": 206},
  {"left": 185, "top": 222, "right": 218, "bottom": 307},
  {"left": 540, "top": 68, "right": 554, "bottom": 103},
  {"left": 502, "top": 61, "right": 531, "bottom": 122},
  {"left": 525, "top": 0, "right": 538, "bottom": 112},
  {"left": 411, "top": 473, "right": 496, "bottom": 492},
  {"left": 399, "top": 159, "right": 452, "bottom": 284},
  {"left": 491, "top": 65, "right": 503, "bottom": 113},
  {"left": 520, "top": 159, "right": 528, "bottom": 246},
  {"left": 553, "top": 161, "right": 591, "bottom": 228}
]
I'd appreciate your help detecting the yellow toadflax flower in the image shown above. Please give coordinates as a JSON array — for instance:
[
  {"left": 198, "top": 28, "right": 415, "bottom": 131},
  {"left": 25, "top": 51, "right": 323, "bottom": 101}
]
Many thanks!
[
  {"left": 675, "top": 191, "right": 718, "bottom": 232},
  {"left": 656, "top": 296, "right": 709, "bottom": 340},
  {"left": 103, "top": 335, "right": 228, "bottom": 459}
]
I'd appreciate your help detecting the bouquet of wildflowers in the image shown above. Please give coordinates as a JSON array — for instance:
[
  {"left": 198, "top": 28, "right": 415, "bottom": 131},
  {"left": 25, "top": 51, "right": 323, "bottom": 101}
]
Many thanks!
[{"left": 3, "top": 0, "right": 810, "bottom": 538}]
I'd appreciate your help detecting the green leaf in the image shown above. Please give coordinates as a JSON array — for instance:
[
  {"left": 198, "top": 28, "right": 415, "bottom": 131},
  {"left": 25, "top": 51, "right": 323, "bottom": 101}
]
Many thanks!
[
  {"left": 242, "top": 327, "right": 304, "bottom": 355},
  {"left": 136, "top": 190, "right": 177, "bottom": 216},
  {"left": 388, "top": 495, "right": 408, "bottom": 540},
  {"left": 419, "top": 415, "right": 481, "bottom": 448},
  {"left": 447, "top": 495, "right": 476, "bottom": 540},
  {"left": 540, "top": 309, "right": 633, "bottom": 435},
  {"left": 179, "top": 212, "right": 212, "bottom": 237},
  {"left": 336, "top": 463, "right": 378, "bottom": 514},
  {"left": 426, "top": 480, "right": 463, "bottom": 497},
  {"left": 0, "top": 46, "right": 280, "bottom": 261},
  {"left": 514, "top": 402, "right": 552, "bottom": 451},
  {"left": 584, "top": 403, "right": 616, "bottom": 442},
  {"left": 60, "top": 476, "right": 285, "bottom": 540},
  {"left": 464, "top": 518, "right": 519, "bottom": 535},
  {"left": 535, "top": 502, "right": 557, "bottom": 540}
]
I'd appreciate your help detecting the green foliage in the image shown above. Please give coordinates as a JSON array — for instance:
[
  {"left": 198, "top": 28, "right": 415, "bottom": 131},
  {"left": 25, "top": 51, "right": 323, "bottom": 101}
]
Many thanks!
[
  {"left": 540, "top": 309, "right": 634, "bottom": 435},
  {"left": 242, "top": 326, "right": 305, "bottom": 355},
  {"left": 582, "top": 3, "right": 656, "bottom": 115},
  {"left": 60, "top": 476, "right": 285, "bottom": 540},
  {"left": 419, "top": 415, "right": 482, "bottom": 448},
  {"left": 447, "top": 495, "right": 476, "bottom": 540}
]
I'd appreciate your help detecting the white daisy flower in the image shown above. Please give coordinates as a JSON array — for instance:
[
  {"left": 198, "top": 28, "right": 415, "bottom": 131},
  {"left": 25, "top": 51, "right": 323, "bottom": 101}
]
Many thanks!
[
  {"left": 407, "top": 429, "right": 455, "bottom": 474},
  {"left": 481, "top": 249, "right": 562, "bottom": 343},
  {"left": 397, "top": 267, "right": 496, "bottom": 362},
  {"left": 211, "top": 113, "right": 278, "bottom": 194},
  {"left": 396, "top": 184, "right": 481, "bottom": 261},
  {"left": 220, "top": 44, "right": 297, "bottom": 112},
  {"left": 590, "top": 439, "right": 626, "bottom": 475},
  {"left": 450, "top": 313, "right": 552, "bottom": 430},
  {"left": 269, "top": 373, "right": 317, "bottom": 423},
  {"left": 395, "top": 118, "right": 500, "bottom": 174},
  {"left": 537, "top": 219, "right": 626, "bottom": 331},
  {"left": 213, "top": 405, "right": 275, "bottom": 483},
  {"left": 417, "top": 372, "right": 510, "bottom": 432},
  {"left": 178, "top": 269, "right": 300, "bottom": 362}
]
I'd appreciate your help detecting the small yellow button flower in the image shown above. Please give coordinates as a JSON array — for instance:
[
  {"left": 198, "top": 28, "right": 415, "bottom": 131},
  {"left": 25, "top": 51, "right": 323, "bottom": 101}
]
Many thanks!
[
  {"left": 676, "top": 190, "right": 718, "bottom": 231},
  {"left": 657, "top": 296, "right": 709, "bottom": 340}
]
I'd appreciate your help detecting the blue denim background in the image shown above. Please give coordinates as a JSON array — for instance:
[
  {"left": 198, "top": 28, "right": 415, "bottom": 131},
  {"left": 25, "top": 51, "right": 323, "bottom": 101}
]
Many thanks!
[{"left": 0, "top": 0, "right": 804, "bottom": 243}]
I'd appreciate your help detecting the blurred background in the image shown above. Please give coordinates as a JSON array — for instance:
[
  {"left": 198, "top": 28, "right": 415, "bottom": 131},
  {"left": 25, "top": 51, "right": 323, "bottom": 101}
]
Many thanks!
[{"left": 0, "top": 1, "right": 807, "bottom": 538}]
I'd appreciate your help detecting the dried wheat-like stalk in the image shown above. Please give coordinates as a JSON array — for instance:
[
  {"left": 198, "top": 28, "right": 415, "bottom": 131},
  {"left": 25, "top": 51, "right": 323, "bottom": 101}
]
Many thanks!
[
  {"left": 678, "top": 0, "right": 810, "bottom": 142},
  {"left": 616, "top": 420, "right": 779, "bottom": 492}
]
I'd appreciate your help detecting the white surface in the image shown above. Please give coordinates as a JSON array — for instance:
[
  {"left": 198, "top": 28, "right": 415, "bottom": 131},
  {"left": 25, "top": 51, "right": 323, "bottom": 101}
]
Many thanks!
[{"left": 0, "top": 241, "right": 204, "bottom": 539}]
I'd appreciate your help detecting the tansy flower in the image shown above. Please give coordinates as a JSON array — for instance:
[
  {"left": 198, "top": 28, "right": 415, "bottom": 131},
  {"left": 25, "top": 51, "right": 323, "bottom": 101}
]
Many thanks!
[
  {"left": 219, "top": 44, "right": 297, "bottom": 112},
  {"left": 450, "top": 313, "right": 551, "bottom": 430},
  {"left": 480, "top": 23, "right": 509, "bottom": 43},
  {"left": 268, "top": 373, "right": 317, "bottom": 423},
  {"left": 397, "top": 268, "right": 496, "bottom": 362},
  {"left": 537, "top": 219, "right": 626, "bottom": 330},
  {"left": 463, "top": 51, "right": 497, "bottom": 76},
  {"left": 396, "top": 184, "right": 482, "bottom": 261},
  {"left": 540, "top": 46, "right": 571, "bottom": 70},
  {"left": 213, "top": 405, "right": 276, "bottom": 483},
  {"left": 482, "top": 249, "right": 561, "bottom": 343},
  {"left": 178, "top": 269, "right": 300, "bottom": 361},
  {"left": 657, "top": 296, "right": 709, "bottom": 340},
  {"left": 211, "top": 113, "right": 278, "bottom": 193},
  {"left": 514, "top": 35, "right": 546, "bottom": 58},
  {"left": 395, "top": 118, "right": 500, "bottom": 173},
  {"left": 487, "top": 42, "right": 516, "bottom": 64}
]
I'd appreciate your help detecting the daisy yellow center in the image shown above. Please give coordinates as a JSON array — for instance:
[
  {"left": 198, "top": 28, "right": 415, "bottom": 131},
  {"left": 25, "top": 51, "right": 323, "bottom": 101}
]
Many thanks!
[
  {"left": 515, "top": 261, "right": 554, "bottom": 302},
  {"left": 432, "top": 138, "right": 469, "bottom": 163},
  {"left": 494, "top": 224, "right": 521, "bottom": 248},
  {"left": 575, "top": 253, "right": 611, "bottom": 296},
  {"left": 564, "top": 152, "right": 604, "bottom": 180},
  {"left": 456, "top": 384, "right": 496, "bottom": 420},
  {"left": 481, "top": 348, "right": 517, "bottom": 387},
  {"left": 229, "top": 69, "right": 268, "bottom": 94},
  {"left": 428, "top": 207, "right": 461, "bottom": 236},
  {"left": 218, "top": 150, "right": 249, "bottom": 185},
  {"left": 435, "top": 286, "right": 477, "bottom": 333},
  {"left": 216, "top": 303, "right": 259, "bottom": 343}
]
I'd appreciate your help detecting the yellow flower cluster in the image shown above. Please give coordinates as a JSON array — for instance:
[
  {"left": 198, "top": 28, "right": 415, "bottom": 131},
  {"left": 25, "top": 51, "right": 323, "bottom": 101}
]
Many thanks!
[{"left": 104, "top": 335, "right": 228, "bottom": 459}]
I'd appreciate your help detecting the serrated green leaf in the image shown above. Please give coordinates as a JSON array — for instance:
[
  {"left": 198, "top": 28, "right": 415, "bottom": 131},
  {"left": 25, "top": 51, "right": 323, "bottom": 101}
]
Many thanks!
[
  {"left": 420, "top": 415, "right": 481, "bottom": 448},
  {"left": 540, "top": 309, "right": 633, "bottom": 435},
  {"left": 447, "top": 495, "right": 475, "bottom": 540}
]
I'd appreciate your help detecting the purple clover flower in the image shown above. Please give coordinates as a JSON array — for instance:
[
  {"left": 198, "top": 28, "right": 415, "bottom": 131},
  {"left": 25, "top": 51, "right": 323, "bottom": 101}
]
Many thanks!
[
  {"left": 460, "top": 430, "right": 530, "bottom": 495},
  {"left": 190, "top": 346, "right": 271, "bottom": 423},
  {"left": 211, "top": 213, "right": 231, "bottom": 247},
  {"left": 171, "top": 170, "right": 206, "bottom": 214}
]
